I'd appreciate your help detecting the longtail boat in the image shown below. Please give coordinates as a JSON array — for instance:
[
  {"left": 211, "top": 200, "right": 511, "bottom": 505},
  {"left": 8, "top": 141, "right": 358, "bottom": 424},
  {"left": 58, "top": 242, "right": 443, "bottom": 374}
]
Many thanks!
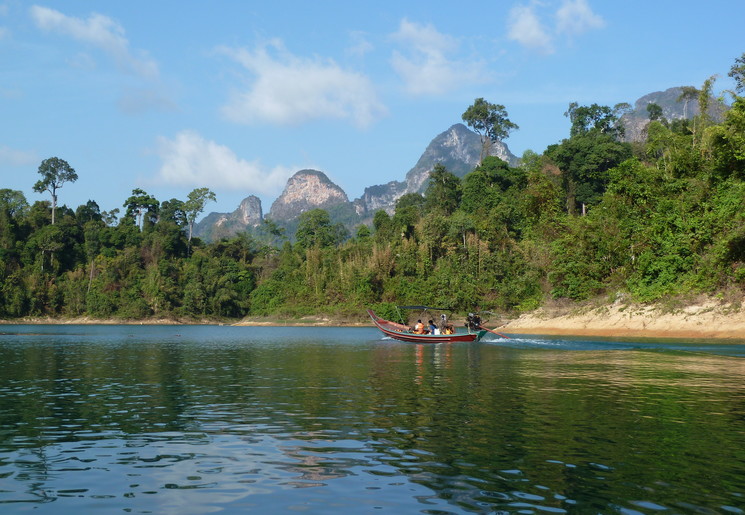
[{"left": 367, "top": 309, "right": 487, "bottom": 343}]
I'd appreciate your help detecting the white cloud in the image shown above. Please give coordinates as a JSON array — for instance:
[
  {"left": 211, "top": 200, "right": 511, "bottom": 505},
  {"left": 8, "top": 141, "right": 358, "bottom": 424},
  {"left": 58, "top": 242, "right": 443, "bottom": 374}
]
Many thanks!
[
  {"left": 154, "top": 131, "right": 292, "bottom": 195},
  {"left": 390, "top": 18, "right": 484, "bottom": 96},
  {"left": 218, "top": 39, "right": 386, "bottom": 128},
  {"left": 556, "top": 0, "right": 605, "bottom": 35},
  {"left": 507, "top": 4, "right": 554, "bottom": 55},
  {"left": 0, "top": 145, "right": 37, "bottom": 166},
  {"left": 29, "top": 5, "right": 158, "bottom": 79},
  {"left": 507, "top": 0, "right": 604, "bottom": 53}
]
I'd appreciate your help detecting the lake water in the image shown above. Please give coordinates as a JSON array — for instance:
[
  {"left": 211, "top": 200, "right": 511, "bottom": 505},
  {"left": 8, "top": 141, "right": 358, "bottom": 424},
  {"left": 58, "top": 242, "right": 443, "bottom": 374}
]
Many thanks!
[{"left": 1, "top": 325, "right": 744, "bottom": 514}]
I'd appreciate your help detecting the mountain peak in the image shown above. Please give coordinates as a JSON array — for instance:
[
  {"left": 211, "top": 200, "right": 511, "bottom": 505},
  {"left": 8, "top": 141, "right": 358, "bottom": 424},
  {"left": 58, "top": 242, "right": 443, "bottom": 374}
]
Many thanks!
[{"left": 268, "top": 169, "right": 350, "bottom": 221}]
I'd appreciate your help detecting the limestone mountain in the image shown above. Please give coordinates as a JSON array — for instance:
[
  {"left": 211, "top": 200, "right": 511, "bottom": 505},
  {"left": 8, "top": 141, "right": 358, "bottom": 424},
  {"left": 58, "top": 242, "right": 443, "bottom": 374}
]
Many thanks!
[
  {"left": 355, "top": 123, "right": 519, "bottom": 216},
  {"left": 195, "top": 124, "right": 518, "bottom": 241},
  {"left": 621, "top": 86, "right": 727, "bottom": 142},
  {"left": 193, "top": 195, "right": 262, "bottom": 241},
  {"left": 268, "top": 169, "right": 351, "bottom": 222}
]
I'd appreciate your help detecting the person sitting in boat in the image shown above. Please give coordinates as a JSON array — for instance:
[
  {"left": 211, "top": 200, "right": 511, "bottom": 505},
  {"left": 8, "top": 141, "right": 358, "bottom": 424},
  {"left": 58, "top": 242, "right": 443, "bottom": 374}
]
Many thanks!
[
  {"left": 428, "top": 320, "right": 439, "bottom": 335},
  {"left": 413, "top": 319, "right": 427, "bottom": 334},
  {"left": 442, "top": 324, "right": 455, "bottom": 334}
]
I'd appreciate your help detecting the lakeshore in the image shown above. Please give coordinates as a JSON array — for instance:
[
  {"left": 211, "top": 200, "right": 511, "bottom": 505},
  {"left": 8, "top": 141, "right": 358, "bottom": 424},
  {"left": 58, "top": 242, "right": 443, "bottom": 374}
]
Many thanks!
[
  {"left": 500, "top": 299, "right": 745, "bottom": 339},
  {"left": 3, "top": 299, "right": 744, "bottom": 340}
]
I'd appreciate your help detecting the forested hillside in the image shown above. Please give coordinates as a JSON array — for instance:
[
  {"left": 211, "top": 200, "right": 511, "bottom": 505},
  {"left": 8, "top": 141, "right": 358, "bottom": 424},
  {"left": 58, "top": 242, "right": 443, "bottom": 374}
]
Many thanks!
[{"left": 2, "top": 60, "right": 745, "bottom": 322}]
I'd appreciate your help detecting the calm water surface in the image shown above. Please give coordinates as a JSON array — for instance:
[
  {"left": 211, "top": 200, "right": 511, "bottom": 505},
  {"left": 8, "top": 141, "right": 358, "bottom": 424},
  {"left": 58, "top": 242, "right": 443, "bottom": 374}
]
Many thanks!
[{"left": 1, "top": 325, "right": 744, "bottom": 514}]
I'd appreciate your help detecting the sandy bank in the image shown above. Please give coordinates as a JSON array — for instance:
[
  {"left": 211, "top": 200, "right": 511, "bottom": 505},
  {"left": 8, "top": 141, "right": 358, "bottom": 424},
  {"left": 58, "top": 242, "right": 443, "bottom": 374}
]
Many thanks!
[
  {"left": 5, "top": 301, "right": 745, "bottom": 339},
  {"left": 500, "top": 300, "right": 745, "bottom": 339}
]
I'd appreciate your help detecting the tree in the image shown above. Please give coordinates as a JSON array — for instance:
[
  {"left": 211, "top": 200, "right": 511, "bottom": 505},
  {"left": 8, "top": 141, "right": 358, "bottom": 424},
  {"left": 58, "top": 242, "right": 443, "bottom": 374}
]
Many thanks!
[
  {"left": 124, "top": 189, "right": 159, "bottom": 231},
  {"left": 565, "top": 102, "right": 624, "bottom": 138},
  {"left": 424, "top": 163, "right": 461, "bottom": 216},
  {"left": 647, "top": 102, "right": 664, "bottom": 122},
  {"left": 75, "top": 200, "right": 102, "bottom": 224},
  {"left": 392, "top": 193, "right": 425, "bottom": 238},
  {"left": 160, "top": 198, "right": 187, "bottom": 227},
  {"left": 0, "top": 189, "right": 28, "bottom": 256},
  {"left": 546, "top": 133, "right": 632, "bottom": 214},
  {"left": 295, "top": 209, "right": 339, "bottom": 249},
  {"left": 184, "top": 187, "right": 216, "bottom": 242},
  {"left": 728, "top": 52, "right": 745, "bottom": 94},
  {"left": 0, "top": 189, "right": 29, "bottom": 218},
  {"left": 32, "top": 157, "right": 78, "bottom": 225},
  {"left": 677, "top": 86, "right": 699, "bottom": 119},
  {"left": 462, "top": 98, "right": 519, "bottom": 164}
]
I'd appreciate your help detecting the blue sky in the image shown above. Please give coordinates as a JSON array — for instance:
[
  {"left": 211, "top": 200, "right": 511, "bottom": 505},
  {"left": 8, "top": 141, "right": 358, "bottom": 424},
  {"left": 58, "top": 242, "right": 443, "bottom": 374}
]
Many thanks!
[{"left": 1, "top": 0, "right": 743, "bottom": 219}]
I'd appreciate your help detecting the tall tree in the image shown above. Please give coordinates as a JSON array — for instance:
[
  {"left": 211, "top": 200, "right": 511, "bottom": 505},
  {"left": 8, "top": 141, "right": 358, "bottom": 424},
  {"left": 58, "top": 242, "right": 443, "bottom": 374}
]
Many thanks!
[
  {"left": 424, "top": 163, "right": 461, "bottom": 216},
  {"left": 295, "top": 209, "right": 341, "bottom": 249},
  {"left": 462, "top": 98, "right": 519, "bottom": 164},
  {"left": 32, "top": 157, "right": 78, "bottom": 224},
  {"left": 677, "top": 86, "right": 699, "bottom": 119},
  {"left": 728, "top": 52, "right": 745, "bottom": 94},
  {"left": 124, "top": 188, "right": 160, "bottom": 231},
  {"left": 184, "top": 187, "right": 216, "bottom": 242}
]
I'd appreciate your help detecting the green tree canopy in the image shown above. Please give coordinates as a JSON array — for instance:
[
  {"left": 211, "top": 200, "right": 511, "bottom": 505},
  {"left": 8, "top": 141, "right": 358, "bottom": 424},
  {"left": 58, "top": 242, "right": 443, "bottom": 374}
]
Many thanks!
[
  {"left": 462, "top": 98, "right": 518, "bottom": 163},
  {"left": 565, "top": 102, "right": 625, "bottom": 138},
  {"left": 296, "top": 209, "right": 341, "bottom": 249},
  {"left": 124, "top": 189, "right": 160, "bottom": 231},
  {"left": 184, "top": 187, "right": 217, "bottom": 242},
  {"left": 647, "top": 102, "right": 664, "bottom": 122},
  {"left": 729, "top": 52, "right": 745, "bottom": 94},
  {"left": 547, "top": 133, "right": 632, "bottom": 214},
  {"left": 424, "top": 163, "right": 461, "bottom": 216},
  {"left": 32, "top": 157, "right": 78, "bottom": 224}
]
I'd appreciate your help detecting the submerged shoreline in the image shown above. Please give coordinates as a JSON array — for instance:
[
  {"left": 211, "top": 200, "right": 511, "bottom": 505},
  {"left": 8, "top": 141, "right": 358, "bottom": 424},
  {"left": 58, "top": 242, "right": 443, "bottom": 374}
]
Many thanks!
[{"left": 2, "top": 300, "right": 744, "bottom": 340}]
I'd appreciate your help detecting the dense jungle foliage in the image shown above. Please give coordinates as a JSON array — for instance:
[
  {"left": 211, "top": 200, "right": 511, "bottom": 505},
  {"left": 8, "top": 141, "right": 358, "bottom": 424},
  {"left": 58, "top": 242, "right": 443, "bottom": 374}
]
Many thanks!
[{"left": 2, "top": 67, "right": 745, "bottom": 321}]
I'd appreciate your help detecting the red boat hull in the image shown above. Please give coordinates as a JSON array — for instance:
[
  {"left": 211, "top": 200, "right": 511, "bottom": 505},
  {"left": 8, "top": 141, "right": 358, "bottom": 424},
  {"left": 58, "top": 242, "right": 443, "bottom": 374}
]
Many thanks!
[{"left": 367, "top": 309, "right": 486, "bottom": 343}]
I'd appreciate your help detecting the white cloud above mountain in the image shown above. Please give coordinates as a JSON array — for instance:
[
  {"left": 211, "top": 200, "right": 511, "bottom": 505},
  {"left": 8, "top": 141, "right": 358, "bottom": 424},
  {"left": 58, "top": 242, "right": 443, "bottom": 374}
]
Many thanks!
[
  {"left": 507, "top": 0, "right": 604, "bottom": 54},
  {"left": 218, "top": 39, "right": 386, "bottom": 128},
  {"left": 390, "top": 18, "right": 485, "bottom": 95},
  {"left": 30, "top": 5, "right": 159, "bottom": 79},
  {"left": 154, "top": 130, "right": 292, "bottom": 195}
]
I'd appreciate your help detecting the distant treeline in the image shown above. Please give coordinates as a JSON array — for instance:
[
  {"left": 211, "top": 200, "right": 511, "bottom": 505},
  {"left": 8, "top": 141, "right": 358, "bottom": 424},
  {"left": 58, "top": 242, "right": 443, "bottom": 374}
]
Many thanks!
[{"left": 2, "top": 59, "right": 745, "bottom": 321}]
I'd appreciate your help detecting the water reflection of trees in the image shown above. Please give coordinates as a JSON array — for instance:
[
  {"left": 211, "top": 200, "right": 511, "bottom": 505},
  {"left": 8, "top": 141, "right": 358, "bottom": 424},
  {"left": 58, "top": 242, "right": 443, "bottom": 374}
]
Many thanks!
[{"left": 2, "top": 339, "right": 745, "bottom": 512}]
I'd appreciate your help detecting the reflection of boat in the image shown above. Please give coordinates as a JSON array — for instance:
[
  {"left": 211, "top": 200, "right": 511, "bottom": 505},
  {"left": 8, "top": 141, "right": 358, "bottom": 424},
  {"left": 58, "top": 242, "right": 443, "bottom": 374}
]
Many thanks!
[{"left": 367, "top": 309, "right": 487, "bottom": 343}]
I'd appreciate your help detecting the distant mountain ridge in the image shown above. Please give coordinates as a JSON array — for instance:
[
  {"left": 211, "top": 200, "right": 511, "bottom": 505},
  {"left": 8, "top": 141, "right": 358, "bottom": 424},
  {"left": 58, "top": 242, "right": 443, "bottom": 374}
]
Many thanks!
[
  {"left": 195, "top": 85, "right": 720, "bottom": 241},
  {"left": 195, "top": 122, "right": 515, "bottom": 239}
]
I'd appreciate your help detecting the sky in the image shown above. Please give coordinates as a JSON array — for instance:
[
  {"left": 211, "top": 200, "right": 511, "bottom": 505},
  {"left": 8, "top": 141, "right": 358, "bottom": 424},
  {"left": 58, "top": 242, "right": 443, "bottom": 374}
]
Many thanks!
[{"left": 1, "top": 0, "right": 743, "bottom": 220}]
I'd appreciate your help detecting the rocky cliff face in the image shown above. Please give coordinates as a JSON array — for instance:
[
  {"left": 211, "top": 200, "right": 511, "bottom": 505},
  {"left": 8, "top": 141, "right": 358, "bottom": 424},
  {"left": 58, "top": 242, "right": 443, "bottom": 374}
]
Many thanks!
[
  {"left": 268, "top": 169, "right": 350, "bottom": 221},
  {"left": 357, "top": 123, "right": 518, "bottom": 215},
  {"left": 196, "top": 124, "right": 518, "bottom": 239},
  {"left": 621, "top": 86, "right": 727, "bottom": 142},
  {"left": 193, "top": 194, "right": 262, "bottom": 240}
]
